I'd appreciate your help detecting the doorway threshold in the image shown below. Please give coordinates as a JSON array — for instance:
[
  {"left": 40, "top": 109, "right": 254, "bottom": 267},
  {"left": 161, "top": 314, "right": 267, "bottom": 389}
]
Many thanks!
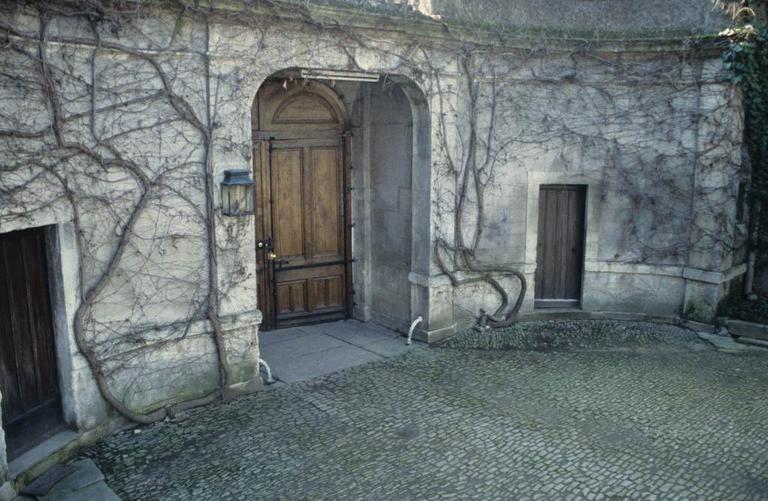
[
  {"left": 519, "top": 309, "right": 592, "bottom": 322},
  {"left": 7, "top": 429, "right": 79, "bottom": 484},
  {"left": 259, "top": 320, "right": 422, "bottom": 384},
  {"left": 5, "top": 401, "right": 67, "bottom": 462}
]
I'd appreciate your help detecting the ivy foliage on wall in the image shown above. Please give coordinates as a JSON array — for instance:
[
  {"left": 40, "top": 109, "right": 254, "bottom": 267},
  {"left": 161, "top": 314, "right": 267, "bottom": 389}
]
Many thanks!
[{"left": 722, "top": 1, "right": 768, "bottom": 276}]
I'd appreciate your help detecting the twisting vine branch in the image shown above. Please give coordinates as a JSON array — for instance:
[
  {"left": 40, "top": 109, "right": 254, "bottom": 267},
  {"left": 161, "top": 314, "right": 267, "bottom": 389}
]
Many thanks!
[{"left": 432, "top": 47, "right": 528, "bottom": 329}]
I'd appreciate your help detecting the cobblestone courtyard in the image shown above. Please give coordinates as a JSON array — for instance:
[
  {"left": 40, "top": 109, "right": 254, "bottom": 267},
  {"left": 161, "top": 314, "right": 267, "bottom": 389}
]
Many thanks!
[{"left": 85, "top": 322, "right": 768, "bottom": 500}]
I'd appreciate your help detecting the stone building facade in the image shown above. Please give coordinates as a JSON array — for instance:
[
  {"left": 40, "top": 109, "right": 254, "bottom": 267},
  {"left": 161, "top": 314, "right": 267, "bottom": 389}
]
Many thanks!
[{"left": 0, "top": 0, "right": 744, "bottom": 495}]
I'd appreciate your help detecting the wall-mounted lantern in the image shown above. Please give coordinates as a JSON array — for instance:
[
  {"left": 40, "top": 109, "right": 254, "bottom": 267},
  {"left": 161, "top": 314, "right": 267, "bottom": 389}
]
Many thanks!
[{"left": 221, "top": 169, "right": 255, "bottom": 217}]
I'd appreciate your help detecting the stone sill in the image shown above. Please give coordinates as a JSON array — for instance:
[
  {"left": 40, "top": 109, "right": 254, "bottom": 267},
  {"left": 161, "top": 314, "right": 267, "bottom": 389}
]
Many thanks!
[
  {"left": 726, "top": 319, "right": 768, "bottom": 341},
  {"left": 409, "top": 262, "right": 747, "bottom": 289},
  {"left": 586, "top": 261, "right": 747, "bottom": 285},
  {"left": 8, "top": 431, "right": 79, "bottom": 484}
]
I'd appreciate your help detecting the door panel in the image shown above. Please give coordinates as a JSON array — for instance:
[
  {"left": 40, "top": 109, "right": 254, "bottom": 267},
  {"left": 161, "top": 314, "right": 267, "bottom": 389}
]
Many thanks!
[
  {"left": 272, "top": 148, "right": 305, "bottom": 262},
  {"left": 310, "top": 147, "right": 343, "bottom": 259},
  {"left": 0, "top": 227, "right": 64, "bottom": 458},
  {"left": 270, "top": 141, "right": 347, "bottom": 326},
  {"left": 535, "top": 185, "right": 586, "bottom": 308},
  {"left": 276, "top": 281, "right": 308, "bottom": 315},
  {"left": 0, "top": 242, "right": 23, "bottom": 421},
  {"left": 309, "top": 275, "right": 344, "bottom": 311}
]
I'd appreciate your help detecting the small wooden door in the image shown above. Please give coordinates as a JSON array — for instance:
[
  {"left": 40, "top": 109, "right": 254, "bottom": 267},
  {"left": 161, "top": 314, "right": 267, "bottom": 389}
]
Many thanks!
[
  {"left": 534, "top": 185, "right": 586, "bottom": 308},
  {"left": 0, "top": 227, "right": 63, "bottom": 458},
  {"left": 254, "top": 81, "right": 351, "bottom": 329}
]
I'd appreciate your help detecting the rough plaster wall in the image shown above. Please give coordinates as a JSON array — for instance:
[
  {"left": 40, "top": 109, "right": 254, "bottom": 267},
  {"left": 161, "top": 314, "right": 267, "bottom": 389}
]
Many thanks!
[
  {"left": 368, "top": 84, "right": 413, "bottom": 331},
  {"left": 473, "top": 52, "right": 711, "bottom": 268},
  {"left": 584, "top": 273, "right": 688, "bottom": 315}
]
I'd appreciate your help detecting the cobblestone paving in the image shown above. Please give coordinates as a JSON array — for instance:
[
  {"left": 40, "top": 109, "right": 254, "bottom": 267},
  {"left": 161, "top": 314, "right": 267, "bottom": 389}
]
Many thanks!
[{"left": 85, "top": 321, "right": 768, "bottom": 500}]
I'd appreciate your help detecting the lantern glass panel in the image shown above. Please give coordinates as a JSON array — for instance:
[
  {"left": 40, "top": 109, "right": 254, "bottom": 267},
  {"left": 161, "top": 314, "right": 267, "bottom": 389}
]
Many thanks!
[
  {"left": 245, "top": 185, "right": 254, "bottom": 213},
  {"left": 238, "top": 185, "right": 248, "bottom": 214}
]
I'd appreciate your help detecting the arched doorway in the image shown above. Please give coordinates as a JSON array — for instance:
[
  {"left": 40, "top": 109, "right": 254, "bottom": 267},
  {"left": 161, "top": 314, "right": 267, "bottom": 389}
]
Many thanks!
[{"left": 253, "top": 80, "right": 351, "bottom": 330}]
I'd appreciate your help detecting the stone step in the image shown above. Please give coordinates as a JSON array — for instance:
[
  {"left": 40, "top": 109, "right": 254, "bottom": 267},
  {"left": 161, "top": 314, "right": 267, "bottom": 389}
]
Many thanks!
[
  {"left": 726, "top": 319, "right": 768, "bottom": 340},
  {"left": 17, "top": 459, "right": 120, "bottom": 501},
  {"left": 735, "top": 336, "right": 768, "bottom": 349},
  {"left": 696, "top": 332, "right": 751, "bottom": 353},
  {"left": 44, "top": 481, "right": 120, "bottom": 501},
  {"left": 17, "top": 464, "right": 76, "bottom": 498}
]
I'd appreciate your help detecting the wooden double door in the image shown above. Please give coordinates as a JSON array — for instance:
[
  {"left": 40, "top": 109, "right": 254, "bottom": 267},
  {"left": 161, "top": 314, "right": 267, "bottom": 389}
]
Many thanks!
[
  {"left": 0, "top": 227, "right": 64, "bottom": 458},
  {"left": 534, "top": 185, "right": 587, "bottom": 308},
  {"left": 254, "top": 81, "right": 351, "bottom": 329}
]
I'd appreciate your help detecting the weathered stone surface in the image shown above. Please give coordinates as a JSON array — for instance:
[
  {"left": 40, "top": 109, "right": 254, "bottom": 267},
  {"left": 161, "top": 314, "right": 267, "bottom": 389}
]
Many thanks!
[
  {"left": 0, "top": 482, "right": 15, "bottom": 501},
  {"left": 431, "top": 0, "right": 732, "bottom": 36},
  {"left": 16, "top": 458, "right": 117, "bottom": 501},
  {"left": 259, "top": 320, "right": 415, "bottom": 383},
  {"left": 727, "top": 319, "right": 768, "bottom": 341},
  {"left": 43, "top": 460, "right": 104, "bottom": 497},
  {"left": 19, "top": 464, "right": 75, "bottom": 497},
  {"left": 45, "top": 481, "right": 120, "bottom": 501},
  {"left": 85, "top": 322, "right": 768, "bottom": 500},
  {"left": 735, "top": 336, "right": 768, "bottom": 349}
]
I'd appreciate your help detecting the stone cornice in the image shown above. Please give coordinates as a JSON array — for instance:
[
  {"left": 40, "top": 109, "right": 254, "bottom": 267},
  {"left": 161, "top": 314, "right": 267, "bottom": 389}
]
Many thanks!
[{"left": 21, "top": 0, "right": 729, "bottom": 56}]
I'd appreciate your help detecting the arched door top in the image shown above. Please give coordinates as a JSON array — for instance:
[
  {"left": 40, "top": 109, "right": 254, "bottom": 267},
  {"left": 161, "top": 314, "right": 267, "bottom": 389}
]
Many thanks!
[{"left": 254, "top": 80, "right": 347, "bottom": 139}]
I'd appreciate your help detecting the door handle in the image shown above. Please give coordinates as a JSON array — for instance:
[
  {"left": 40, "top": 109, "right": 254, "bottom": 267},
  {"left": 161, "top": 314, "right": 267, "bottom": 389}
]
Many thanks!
[{"left": 267, "top": 252, "right": 291, "bottom": 266}]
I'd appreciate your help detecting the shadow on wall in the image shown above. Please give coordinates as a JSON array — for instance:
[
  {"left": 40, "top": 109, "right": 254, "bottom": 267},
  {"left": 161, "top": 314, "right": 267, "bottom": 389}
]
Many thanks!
[{"left": 366, "top": 83, "right": 413, "bottom": 332}]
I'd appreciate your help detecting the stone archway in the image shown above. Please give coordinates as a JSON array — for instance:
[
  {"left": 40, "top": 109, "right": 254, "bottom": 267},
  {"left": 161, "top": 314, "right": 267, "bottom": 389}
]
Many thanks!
[{"left": 250, "top": 72, "right": 434, "bottom": 336}]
